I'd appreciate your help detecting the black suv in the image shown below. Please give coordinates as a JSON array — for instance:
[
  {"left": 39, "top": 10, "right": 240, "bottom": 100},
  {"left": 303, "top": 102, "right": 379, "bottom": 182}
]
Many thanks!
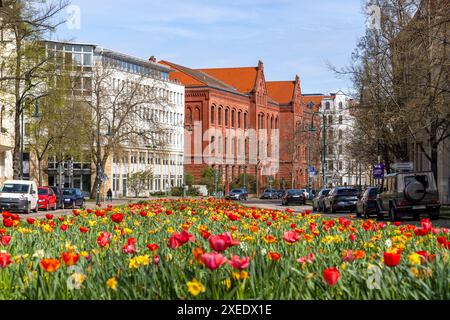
[{"left": 377, "top": 171, "right": 440, "bottom": 220}]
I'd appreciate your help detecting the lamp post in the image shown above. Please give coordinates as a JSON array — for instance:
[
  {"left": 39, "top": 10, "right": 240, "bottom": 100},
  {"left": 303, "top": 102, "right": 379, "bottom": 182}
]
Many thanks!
[{"left": 21, "top": 94, "right": 41, "bottom": 180}]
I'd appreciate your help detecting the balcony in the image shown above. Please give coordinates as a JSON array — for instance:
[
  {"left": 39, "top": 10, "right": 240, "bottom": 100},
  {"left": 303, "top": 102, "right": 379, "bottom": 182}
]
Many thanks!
[{"left": 0, "top": 133, "right": 14, "bottom": 153}]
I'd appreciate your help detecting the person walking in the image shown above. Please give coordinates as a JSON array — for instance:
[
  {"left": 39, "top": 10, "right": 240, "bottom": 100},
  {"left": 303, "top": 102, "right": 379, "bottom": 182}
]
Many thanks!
[{"left": 107, "top": 188, "right": 113, "bottom": 202}]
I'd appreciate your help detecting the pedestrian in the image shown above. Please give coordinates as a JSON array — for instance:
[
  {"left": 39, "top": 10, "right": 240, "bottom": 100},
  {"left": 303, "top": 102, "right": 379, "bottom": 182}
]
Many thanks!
[{"left": 107, "top": 188, "right": 113, "bottom": 202}]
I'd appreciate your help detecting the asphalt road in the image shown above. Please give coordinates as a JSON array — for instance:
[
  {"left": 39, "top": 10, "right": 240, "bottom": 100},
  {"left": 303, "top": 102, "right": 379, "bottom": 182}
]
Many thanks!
[{"left": 241, "top": 198, "right": 450, "bottom": 228}]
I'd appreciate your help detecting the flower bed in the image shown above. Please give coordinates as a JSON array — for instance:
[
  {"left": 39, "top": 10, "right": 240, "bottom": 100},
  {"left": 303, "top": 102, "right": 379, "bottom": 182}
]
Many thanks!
[{"left": 0, "top": 198, "right": 449, "bottom": 299}]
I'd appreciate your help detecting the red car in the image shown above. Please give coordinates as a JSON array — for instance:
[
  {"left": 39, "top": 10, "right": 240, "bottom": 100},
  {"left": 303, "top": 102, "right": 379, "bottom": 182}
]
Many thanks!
[{"left": 38, "top": 187, "right": 57, "bottom": 211}]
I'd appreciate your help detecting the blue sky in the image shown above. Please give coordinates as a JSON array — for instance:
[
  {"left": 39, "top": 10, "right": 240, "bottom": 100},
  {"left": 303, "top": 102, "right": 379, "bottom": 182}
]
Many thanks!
[{"left": 53, "top": 0, "right": 367, "bottom": 94}]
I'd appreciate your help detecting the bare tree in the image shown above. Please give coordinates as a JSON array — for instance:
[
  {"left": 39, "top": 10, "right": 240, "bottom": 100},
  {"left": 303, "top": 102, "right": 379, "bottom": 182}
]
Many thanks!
[
  {"left": 79, "top": 57, "right": 174, "bottom": 198},
  {"left": 0, "top": 0, "right": 70, "bottom": 179},
  {"left": 332, "top": 0, "right": 449, "bottom": 182}
]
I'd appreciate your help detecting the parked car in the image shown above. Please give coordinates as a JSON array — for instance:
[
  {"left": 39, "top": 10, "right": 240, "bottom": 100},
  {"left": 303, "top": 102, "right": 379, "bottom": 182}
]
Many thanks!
[
  {"left": 323, "top": 187, "right": 359, "bottom": 213},
  {"left": 275, "top": 189, "right": 285, "bottom": 199},
  {"left": 356, "top": 187, "right": 380, "bottom": 218},
  {"left": 62, "top": 188, "right": 85, "bottom": 209},
  {"left": 298, "top": 189, "right": 309, "bottom": 200},
  {"left": 225, "top": 188, "right": 248, "bottom": 201},
  {"left": 312, "top": 188, "right": 331, "bottom": 212},
  {"left": 377, "top": 171, "right": 440, "bottom": 221},
  {"left": 260, "top": 189, "right": 278, "bottom": 199},
  {"left": 50, "top": 186, "right": 63, "bottom": 209},
  {"left": 38, "top": 187, "right": 57, "bottom": 211},
  {"left": 0, "top": 180, "right": 38, "bottom": 214},
  {"left": 281, "top": 189, "right": 306, "bottom": 206}
]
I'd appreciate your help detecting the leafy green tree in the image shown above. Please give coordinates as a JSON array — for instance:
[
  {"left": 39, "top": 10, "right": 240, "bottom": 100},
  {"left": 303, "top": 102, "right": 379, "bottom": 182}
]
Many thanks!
[{"left": 127, "top": 170, "right": 152, "bottom": 198}]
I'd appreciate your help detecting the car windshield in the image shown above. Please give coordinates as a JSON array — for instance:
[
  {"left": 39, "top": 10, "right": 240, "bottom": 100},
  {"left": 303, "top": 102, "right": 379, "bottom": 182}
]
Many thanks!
[
  {"left": 230, "top": 189, "right": 242, "bottom": 194},
  {"left": 288, "top": 190, "right": 301, "bottom": 195},
  {"left": 63, "top": 189, "right": 76, "bottom": 196},
  {"left": 1, "top": 184, "right": 29, "bottom": 194},
  {"left": 336, "top": 188, "right": 358, "bottom": 196},
  {"left": 38, "top": 188, "right": 48, "bottom": 195}
]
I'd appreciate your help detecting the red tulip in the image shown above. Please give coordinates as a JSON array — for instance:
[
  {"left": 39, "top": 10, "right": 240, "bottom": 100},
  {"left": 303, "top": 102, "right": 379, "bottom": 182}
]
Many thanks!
[
  {"left": 165, "top": 210, "right": 172, "bottom": 215},
  {"left": 140, "top": 211, "right": 147, "bottom": 217},
  {"left": 383, "top": 251, "right": 401, "bottom": 267},
  {"left": 201, "top": 231, "right": 211, "bottom": 239},
  {"left": 1, "top": 235, "right": 11, "bottom": 246},
  {"left": 79, "top": 226, "right": 89, "bottom": 233},
  {"left": 283, "top": 231, "right": 300, "bottom": 243},
  {"left": 45, "top": 214, "right": 53, "bottom": 220},
  {"left": 72, "top": 210, "right": 80, "bottom": 216},
  {"left": 60, "top": 225, "right": 68, "bottom": 231},
  {"left": 349, "top": 234, "right": 357, "bottom": 242},
  {"left": 2, "top": 219, "right": 13, "bottom": 228},
  {"left": 123, "top": 238, "right": 137, "bottom": 254},
  {"left": 201, "top": 252, "right": 228, "bottom": 270},
  {"left": 153, "top": 255, "right": 160, "bottom": 265},
  {"left": 147, "top": 243, "right": 159, "bottom": 252},
  {"left": 40, "top": 258, "right": 60, "bottom": 272},
  {"left": 10, "top": 214, "right": 20, "bottom": 221},
  {"left": 58, "top": 216, "right": 65, "bottom": 222},
  {"left": 229, "top": 255, "right": 250, "bottom": 270},
  {"left": 393, "top": 221, "right": 401, "bottom": 226},
  {"left": 416, "top": 250, "right": 435, "bottom": 262},
  {"left": 1, "top": 211, "right": 11, "bottom": 219},
  {"left": 268, "top": 252, "right": 281, "bottom": 261},
  {"left": 97, "top": 232, "right": 112, "bottom": 247},
  {"left": 111, "top": 213, "right": 124, "bottom": 223},
  {"left": 26, "top": 218, "right": 36, "bottom": 225},
  {"left": 167, "top": 230, "right": 195, "bottom": 249},
  {"left": 414, "top": 228, "right": 428, "bottom": 236},
  {"left": 95, "top": 210, "right": 106, "bottom": 217},
  {"left": 323, "top": 267, "right": 340, "bottom": 286},
  {"left": 61, "top": 252, "right": 80, "bottom": 266},
  {"left": 0, "top": 252, "right": 12, "bottom": 268},
  {"left": 421, "top": 218, "right": 432, "bottom": 231},
  {"left": 208, "top": 232, "right": 239, "bottom": 252},
  {"left": 0, "top": 229, "right": 5, "bottom": 234}
]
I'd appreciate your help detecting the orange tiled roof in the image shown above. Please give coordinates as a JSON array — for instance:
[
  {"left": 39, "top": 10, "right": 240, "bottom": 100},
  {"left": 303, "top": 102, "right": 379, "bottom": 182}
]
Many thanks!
[
  {"left": 266, "top": 81, "right": 295, "bottom": 104},
  {"left": 197, "top": 67, "right": 258, "bottom": 94},
  {"left": 159, "top": 60, "right": 241, "bottom": 93}
]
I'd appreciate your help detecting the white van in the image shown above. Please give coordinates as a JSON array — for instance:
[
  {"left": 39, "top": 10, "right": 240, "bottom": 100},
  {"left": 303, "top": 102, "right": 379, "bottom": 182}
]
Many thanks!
[{"left": 0, "top": 180, "right": 39, "bottom": 214}]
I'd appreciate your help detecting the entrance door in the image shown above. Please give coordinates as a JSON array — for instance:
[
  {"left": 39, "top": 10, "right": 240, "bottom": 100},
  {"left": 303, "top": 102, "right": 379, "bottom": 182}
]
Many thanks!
[{"left": 122, "top": 178, "right": 127, "bottom": 197}]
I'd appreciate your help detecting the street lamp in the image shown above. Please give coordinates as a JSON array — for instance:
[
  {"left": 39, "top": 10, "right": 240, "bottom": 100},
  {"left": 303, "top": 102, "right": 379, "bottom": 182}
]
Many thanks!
[{"left": 21, "top": 94, "right": 41, "bottom": 180}]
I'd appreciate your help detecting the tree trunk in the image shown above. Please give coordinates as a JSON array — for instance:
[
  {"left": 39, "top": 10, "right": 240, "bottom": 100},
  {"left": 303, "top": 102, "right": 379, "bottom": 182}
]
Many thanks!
[{"left": 13, "top": 39, "right": 22, "bottom": 180}]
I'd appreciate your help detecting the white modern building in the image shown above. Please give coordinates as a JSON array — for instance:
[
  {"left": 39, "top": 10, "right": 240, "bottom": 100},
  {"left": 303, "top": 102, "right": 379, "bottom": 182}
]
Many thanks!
[
  {"left": 320, "top": 90, "right": 366, "bottom": 187},
  {"left": 43, "top": 41, "right": 185, "bottom": 197}
]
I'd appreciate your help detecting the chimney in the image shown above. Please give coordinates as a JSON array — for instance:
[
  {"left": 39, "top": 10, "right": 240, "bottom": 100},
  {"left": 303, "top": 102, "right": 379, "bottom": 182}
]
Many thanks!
[{"left": 149, "top": 56, "right": 156, "bottom": 63}]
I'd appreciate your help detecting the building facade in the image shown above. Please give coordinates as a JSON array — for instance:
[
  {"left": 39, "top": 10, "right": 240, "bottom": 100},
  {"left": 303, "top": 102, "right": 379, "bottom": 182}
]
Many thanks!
[
  {"left": 42, "top": 41, "right": 185, "bottom": 197},
  {"left": 160, "top": 60, "right": 316, "bottom": 193},
  {"left": 319, "top": 91, "right": 365, "bottom": 187}
]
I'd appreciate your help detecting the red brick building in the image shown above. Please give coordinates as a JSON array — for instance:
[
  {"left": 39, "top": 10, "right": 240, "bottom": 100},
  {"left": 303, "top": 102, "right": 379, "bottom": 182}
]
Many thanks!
[{"left": 160, "top": 59, "right": 320, "bottom": 193}]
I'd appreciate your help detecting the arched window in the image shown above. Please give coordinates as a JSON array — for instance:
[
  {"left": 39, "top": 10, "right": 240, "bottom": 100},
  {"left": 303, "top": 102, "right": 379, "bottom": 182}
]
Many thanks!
[
  {"left": 339, "top": 115, "right": 343, "bottom": 124},
  {"left": 218, "top": 107, "right": 222, "bottom": 125},
  {"left": 237, "top": 111, "right": 241, "bottom": 128},
  {"left": 270, "top": 116, "right": 273, "bottom": 129},
  {"left": 328, "top": 115, "right": 333, "bottom": 125},
  {"left": 275, "top": 117, "right": 278, "bottom": 129},
  {"left": 231, "top": 110, "right": 235, "bottom": 127},
  {"left": 339, "top": 130, "right": 343, "bottom": 139},
  {"left": 244, "top": 113, "right": 247, "bottom": 129},
  {"left": 325, "top": 101, "right": 330, "bottom": 110},
  {"left": 186, "top": 108, "right": 192, "bottom": 125},
  {"left": 339, "top": 102, "right": 343, "bottom": 109},
  {"left": 211, "top": 106, "right": 215, "bottom": 124},
  {"left": 225, "top": 109, "right": 229, "bottom": 126}
]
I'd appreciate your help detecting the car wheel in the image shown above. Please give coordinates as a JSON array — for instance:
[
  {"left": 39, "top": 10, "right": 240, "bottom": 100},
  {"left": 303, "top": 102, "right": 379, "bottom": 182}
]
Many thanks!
[
  {"left": 389, "top": 205, "right": 398, "bottom": 222},
  {"left": 429, "top": 209, "right": 440, "bottom": 220},
  {"left": 363, "top": 206, "right": 369, "bottom": 219},
  {"left": 376, "top": 212, "right": 384, "bottom": 221},
  {"left": 53, "top": 202, "right": 57, "bottom": 210}
]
